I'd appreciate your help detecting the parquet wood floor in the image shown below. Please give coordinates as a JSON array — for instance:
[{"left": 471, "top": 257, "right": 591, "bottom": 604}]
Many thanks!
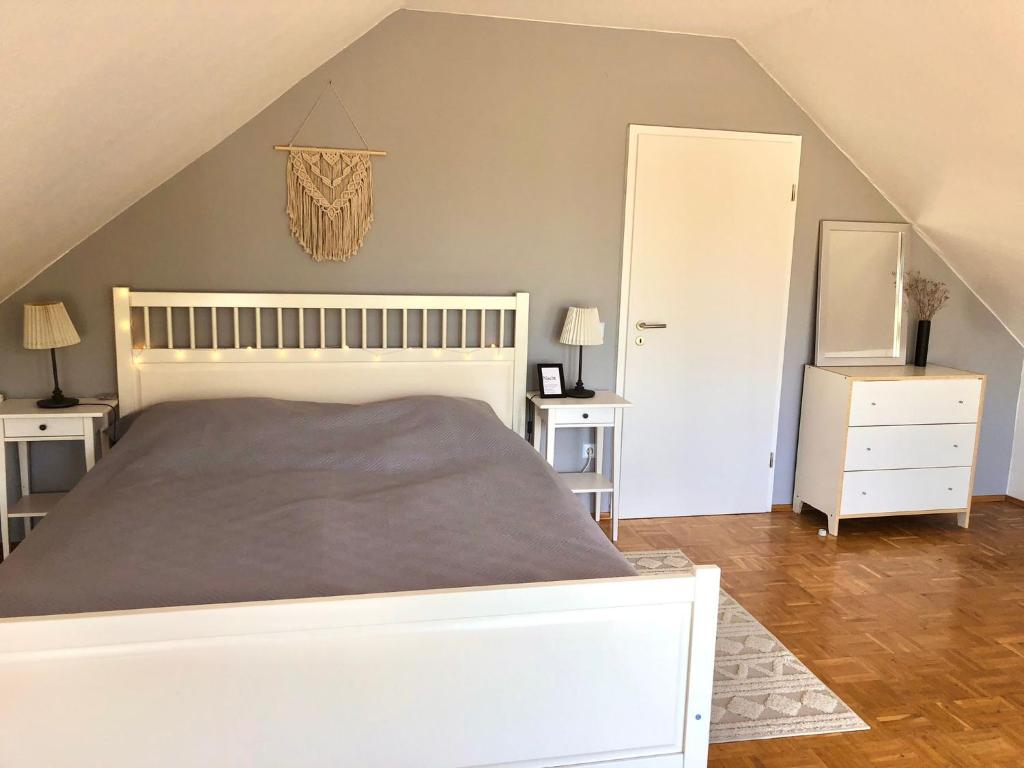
[{"left": 607, "top": 501, "right": 1024, "bottom": 767}]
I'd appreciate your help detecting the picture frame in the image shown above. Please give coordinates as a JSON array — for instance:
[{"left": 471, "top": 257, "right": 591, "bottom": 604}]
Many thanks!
[{"left": 536, "top": 363, "right": 566, "bottom": 398}]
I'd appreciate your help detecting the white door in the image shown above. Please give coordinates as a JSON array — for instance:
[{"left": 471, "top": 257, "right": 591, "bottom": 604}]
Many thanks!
[{"left": 616, "top": 126, "right": 801, "bottom": 518}]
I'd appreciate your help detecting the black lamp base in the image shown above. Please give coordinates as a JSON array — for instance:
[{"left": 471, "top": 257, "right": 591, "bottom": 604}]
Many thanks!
[
  {"left": 37, "top": 393, "right": 79, "bottom": 409},
  {"left": 565, "top": 384, "right": 595, "bottom": 399},
  {"left": 37, "top": 348, "right": 79, "bottom": 408}
]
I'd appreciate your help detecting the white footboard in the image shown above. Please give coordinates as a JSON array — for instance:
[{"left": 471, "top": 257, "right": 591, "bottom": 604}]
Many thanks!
[{"left": 0, "top": 567, "right": 719, "bottom": 768}]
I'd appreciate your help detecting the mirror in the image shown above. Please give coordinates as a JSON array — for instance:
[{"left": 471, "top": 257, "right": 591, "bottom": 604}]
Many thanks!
[{"left": 815, "top": 221, "right": 910, "bottom": 366}]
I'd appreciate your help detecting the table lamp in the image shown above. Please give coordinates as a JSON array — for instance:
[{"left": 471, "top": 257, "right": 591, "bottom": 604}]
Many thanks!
[
  {"left": 559, "top": 306, "right": 603, "bottom": 399},
  {"left": 24, "top": 301, "right": 81, "bottom": 408}
]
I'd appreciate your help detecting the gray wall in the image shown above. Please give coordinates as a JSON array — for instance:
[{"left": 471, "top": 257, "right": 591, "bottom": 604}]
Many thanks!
[
  {"left": 903, "top": 242, "right": 1022, "bottom": 498},
  {"left": 2, "top": 10, "right": 1020, "bottom": 507}
]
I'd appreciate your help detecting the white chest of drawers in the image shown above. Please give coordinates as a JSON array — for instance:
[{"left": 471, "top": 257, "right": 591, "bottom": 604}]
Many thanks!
[{"left": 793, "top": 365, "right": 985, "bottom": 536}]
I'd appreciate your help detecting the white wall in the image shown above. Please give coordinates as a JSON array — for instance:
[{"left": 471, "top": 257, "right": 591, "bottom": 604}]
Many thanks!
[{"left": 1007, "top": 360, "right": 1024, "bottom": 500}]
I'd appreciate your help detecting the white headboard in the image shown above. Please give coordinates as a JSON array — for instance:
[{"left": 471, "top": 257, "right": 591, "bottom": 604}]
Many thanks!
[{"left": 112, "top": 288, "right": 530, "bottom": 435}]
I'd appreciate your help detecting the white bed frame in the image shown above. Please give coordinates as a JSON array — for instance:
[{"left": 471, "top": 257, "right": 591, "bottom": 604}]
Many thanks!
[
  {"left": 111, "top": 287, "right": 532, "bottom": 433},
  {"left": 0, "top": 288, "right": 720, "bottom": 768}
]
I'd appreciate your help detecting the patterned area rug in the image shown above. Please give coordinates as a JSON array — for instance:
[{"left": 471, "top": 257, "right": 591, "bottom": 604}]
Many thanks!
[{"left": 624, "top": 549, "right": 868, "bottom": 743}]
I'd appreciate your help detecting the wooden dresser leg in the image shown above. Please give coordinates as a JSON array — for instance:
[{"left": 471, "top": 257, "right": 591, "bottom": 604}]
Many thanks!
[
  {"left": 827, "top": 512, "right": 839, "bottom": 537},
  {"left": 793, "top": 496, "right": 804, "bottom": 514},
  {"left": 957, "top": 509, "right": 970, "bottom": 528}
]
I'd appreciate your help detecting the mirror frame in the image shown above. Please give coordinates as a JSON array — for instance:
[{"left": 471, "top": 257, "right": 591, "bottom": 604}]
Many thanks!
[{"left": 815, "top": 220, "right": 911, "bottom": 367}]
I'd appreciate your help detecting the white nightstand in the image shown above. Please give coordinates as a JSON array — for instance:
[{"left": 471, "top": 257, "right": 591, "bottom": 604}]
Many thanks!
[
  {"left": 0, "top": 398, "right": 117, "bottom": 557},
  {"left": 528, "top": 390, "right": 632, "bottom": 541}
]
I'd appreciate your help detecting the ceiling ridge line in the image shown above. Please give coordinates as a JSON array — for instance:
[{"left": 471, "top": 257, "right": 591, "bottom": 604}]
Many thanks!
[
  {"left": 733, "top": 38, "right": 1023, "bottom": 350},
  {"left": 401, "top": 6, "right": 736, "bottom": 41}
]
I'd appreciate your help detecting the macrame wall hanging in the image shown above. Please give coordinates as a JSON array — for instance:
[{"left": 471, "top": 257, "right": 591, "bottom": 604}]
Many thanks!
[{"left": 274, "top": 81, "right": 386, "bottom": 262}]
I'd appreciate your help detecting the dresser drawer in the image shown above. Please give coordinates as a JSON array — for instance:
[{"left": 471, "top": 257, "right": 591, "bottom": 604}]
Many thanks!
[
  {"left": 549, "top": 407, "right": 615, "bottom": 426},
  {"left": 840, "top": 467, "right": 971, "bottom": 515},
  {"left": 849, "top": 378, "right": 982, "bottom": 426},
  {"left": 4, "top": 417, "right": 86, "bottom": 438},
  {"left": 844, "top": 424, "right": 976, "bottom": 471}
]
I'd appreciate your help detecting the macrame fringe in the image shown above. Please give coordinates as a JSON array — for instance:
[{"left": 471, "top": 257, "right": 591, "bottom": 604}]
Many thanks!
[{"left": 286, "top": 151, "right": 374, "bottom": 262}]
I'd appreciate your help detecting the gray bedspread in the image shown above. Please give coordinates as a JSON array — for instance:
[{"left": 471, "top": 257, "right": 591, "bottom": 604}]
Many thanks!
[{"left": 0, "top": 397, "right": 633, "bottom": 617}]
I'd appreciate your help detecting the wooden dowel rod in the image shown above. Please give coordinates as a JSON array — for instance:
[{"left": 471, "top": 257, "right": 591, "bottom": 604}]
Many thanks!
[{"left": 274, "top": 145, "right": 387, "bottom": 157}]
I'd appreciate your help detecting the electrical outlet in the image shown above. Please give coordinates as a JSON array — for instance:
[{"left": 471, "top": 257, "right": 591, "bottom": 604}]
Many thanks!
[{"left": 582, "top": 443, "right": 596, "bottom": 460}]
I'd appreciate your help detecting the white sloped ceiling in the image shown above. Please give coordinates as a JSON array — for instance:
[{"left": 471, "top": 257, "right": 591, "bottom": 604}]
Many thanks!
[
  {"left": 0, "top": 0, "right": 400, "bottom": 303},
  {"left": 4, "top": 1, "right": 1021, "bottom": 345},
  {"left": 732, "top": 1, "right": 1024, "bottom": 346}
]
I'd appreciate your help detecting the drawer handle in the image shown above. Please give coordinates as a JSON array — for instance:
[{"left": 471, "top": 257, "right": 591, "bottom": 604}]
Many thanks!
[
  {"left": 958, "top": 400, "right": 964, "bottom": 404},
  {"left": 870, "top": 402, "right": 877, "bottom": 406},
  {"left": 948, "top": 487, "right": 954, "bottom": 491},
  {"left": 38, "top": 424, "right": 47, "bottom": 431},
  {"left": 861, "top": 491, "right": 867, "bottom": 495},
  {"left": 582, "top": 413, "right": 589, "bottom": 419},
  {"left": 953, "top": 444, "right": 959, "bottom": 448},
  {"left": 865, "top": 447, "right": 872, "bottom": 451}
]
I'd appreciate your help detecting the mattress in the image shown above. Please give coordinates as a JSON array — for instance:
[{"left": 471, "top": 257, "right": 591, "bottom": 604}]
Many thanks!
[{"left": 0, "top": 396, "right": 633, "bottom": 617}]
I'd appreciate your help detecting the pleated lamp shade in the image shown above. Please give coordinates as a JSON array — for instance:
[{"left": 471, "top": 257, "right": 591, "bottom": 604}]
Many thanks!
[
  {"left": 559, "top": 307, "right": 604, "bottom": 346},
  {"left": 23, "top": 301, "right": 81, "bottom": 350}
]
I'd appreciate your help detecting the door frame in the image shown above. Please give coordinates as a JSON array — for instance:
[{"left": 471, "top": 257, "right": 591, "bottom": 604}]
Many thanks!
[{"left": 614, "top": 124, "right": 802, "bottom": 513}]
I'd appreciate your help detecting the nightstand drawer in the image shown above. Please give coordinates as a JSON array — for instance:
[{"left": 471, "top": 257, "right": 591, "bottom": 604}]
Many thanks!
[
  {"left": 4, "top": 417, "right": 85, "bottom": 438},
  {"left": 550, "top": 407, "right": 615, "bottom": 426}
]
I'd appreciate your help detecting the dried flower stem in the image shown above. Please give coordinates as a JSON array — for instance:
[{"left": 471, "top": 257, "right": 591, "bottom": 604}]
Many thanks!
[{"left": 903, "top": 270, "right": 949, "bottom": 320}]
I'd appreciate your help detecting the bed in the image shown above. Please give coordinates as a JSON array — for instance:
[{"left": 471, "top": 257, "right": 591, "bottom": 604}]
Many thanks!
[{"left": 0, "top": 288, "right": 719, "bottom": 768}]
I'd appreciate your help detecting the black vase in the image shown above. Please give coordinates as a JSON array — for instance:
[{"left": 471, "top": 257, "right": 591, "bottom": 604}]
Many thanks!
[{"left": 914, "top": 319, "right": 931, "bottom": 367}]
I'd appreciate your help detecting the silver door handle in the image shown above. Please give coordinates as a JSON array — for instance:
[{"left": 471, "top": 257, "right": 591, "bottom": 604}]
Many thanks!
[{"left": 636, "top": 322, "right": 667, "bottom": 330}]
